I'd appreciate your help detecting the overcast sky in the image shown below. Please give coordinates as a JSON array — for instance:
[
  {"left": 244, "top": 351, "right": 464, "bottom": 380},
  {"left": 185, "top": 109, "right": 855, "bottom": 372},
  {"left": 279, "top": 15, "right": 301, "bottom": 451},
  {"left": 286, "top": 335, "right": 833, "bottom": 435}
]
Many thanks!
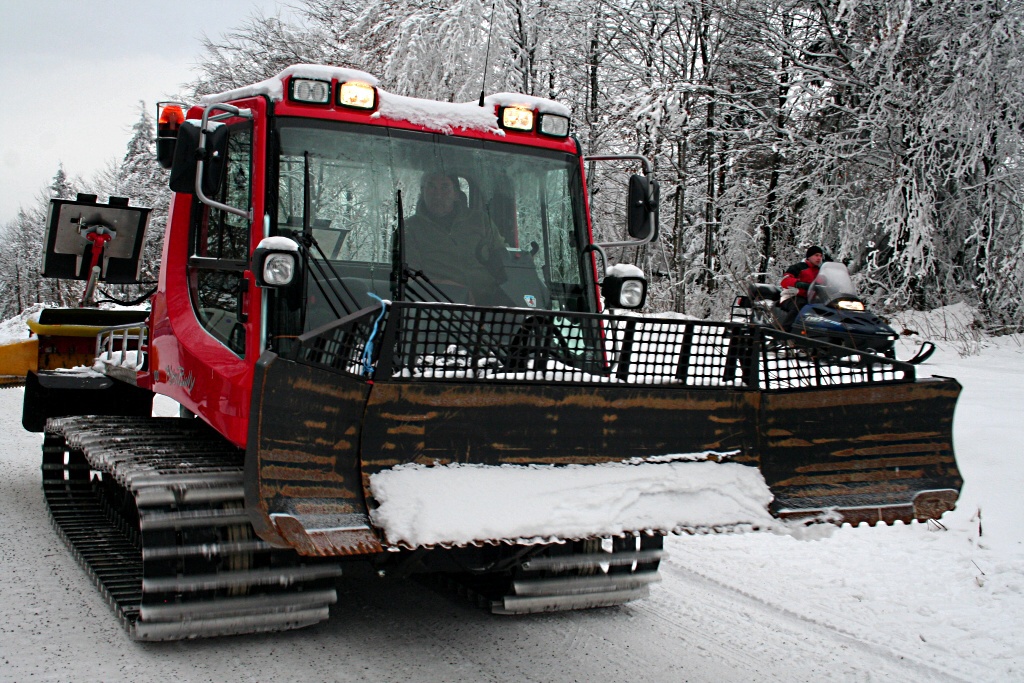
[{"left": 0, "top": 0, "right": 297, "bottom": 224}]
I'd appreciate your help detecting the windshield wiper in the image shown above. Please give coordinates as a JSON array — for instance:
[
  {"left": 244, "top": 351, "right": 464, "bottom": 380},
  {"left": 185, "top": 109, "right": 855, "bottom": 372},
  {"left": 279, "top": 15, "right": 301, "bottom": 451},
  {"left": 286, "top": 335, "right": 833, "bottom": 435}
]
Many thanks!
[
  {"left": 296, "top": 150, "right": 361, "bottom": 317},
  {"left": 391, "top": 189, "right": 453, "bottom": 304}
]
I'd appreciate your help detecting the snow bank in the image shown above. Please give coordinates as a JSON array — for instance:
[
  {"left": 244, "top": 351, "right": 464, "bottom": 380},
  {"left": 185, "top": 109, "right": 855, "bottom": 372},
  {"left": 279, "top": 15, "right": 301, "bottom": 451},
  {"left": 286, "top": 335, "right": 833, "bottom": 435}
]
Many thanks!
[
  {"left": 369, "top": 459, "right": 776, "bottom": 547},
  {"left": 0, "top": 303, "right": 44, "bottom": 345}
]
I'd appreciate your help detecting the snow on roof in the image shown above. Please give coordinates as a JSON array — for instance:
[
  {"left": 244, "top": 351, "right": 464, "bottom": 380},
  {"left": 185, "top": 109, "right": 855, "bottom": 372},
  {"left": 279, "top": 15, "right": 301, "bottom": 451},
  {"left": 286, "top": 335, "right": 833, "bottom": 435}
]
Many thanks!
[
  {"left": 200, "top": 64, "right": 571, "bottom": 136},
  {"left": 369, "top": 458, "right": 777, "bottom": 547},
  {"left": 484, "top": 92, "right": 571, "bottom": 117},
  {"left": 200, "top": 64, "right": 379, "bottom": 105},
  {"left": 375, "top": 92, "right": 504, "bottom": 136}
]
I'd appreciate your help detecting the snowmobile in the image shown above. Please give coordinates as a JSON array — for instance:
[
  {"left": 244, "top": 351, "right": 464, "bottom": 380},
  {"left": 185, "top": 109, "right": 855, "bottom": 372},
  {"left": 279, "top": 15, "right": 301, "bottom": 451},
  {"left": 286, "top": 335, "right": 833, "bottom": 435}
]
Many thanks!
[{"left": 733, "top": 262, "right": 935, "bottom": 364}]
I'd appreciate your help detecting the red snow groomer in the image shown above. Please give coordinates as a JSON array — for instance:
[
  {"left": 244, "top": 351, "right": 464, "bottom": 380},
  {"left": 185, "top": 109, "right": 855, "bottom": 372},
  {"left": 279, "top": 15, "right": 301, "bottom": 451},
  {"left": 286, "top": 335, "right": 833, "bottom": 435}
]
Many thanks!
[{"left": 21, "top": 65, "right": 961, "bottom": 640}]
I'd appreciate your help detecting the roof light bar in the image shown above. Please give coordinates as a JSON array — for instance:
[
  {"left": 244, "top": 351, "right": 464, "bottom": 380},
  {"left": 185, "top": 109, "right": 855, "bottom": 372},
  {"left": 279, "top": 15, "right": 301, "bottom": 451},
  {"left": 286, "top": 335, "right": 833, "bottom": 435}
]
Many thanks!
[
  {"left": 500, "top": 106, "right": 534, "bottom": 132},
  {"left": 337, "top": 81, "right": 377, "bottom": 110},
  {"left": 289, "top": 78, "right": 331, "bottom": 104},
  {"left": 538, "top": 113, "right": 570, "bottom": 137}
]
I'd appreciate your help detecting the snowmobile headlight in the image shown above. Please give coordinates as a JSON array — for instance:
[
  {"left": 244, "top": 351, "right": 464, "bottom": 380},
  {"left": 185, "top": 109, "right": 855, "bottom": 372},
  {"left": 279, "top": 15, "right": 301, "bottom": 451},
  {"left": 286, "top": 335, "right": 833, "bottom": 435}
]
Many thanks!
[
  {"left": 836, "top": 300, "right": 865, "bottom": 311},
  {"left": 602, "top": 275, "right": 647, "bottom": 309}
]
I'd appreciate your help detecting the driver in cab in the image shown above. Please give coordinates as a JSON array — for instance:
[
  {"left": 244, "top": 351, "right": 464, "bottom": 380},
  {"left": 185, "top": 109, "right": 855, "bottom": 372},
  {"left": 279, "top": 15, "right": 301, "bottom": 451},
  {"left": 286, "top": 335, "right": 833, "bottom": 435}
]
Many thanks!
[{"left": 404, "top": 171, "right": 508, "bottom": 304}]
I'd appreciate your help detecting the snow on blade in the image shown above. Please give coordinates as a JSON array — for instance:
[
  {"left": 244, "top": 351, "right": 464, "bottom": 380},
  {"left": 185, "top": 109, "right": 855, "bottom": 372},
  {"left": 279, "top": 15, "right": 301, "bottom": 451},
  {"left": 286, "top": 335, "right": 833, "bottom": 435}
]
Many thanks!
[{"left": 369, "top": 460, "right": 775, "bottom": 547}]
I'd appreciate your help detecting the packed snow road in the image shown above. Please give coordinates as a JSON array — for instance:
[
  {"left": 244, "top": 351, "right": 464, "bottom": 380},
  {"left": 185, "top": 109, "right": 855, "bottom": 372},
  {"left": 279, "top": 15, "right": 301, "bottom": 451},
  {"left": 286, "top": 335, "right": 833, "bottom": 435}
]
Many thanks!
[{"left": 2, "top": 329, "right": 1022, "bottom": 681}]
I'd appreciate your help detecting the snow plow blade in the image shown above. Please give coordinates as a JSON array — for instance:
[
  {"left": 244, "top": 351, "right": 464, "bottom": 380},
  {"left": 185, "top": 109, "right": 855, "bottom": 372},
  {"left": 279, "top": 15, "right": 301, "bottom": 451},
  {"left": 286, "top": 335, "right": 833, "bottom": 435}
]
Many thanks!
[
  {"left": 246, "top": 303, "right": 962, "bottom": 554},
  {"left": 757, "top": 377, "right": 960, "bottom": 524}
]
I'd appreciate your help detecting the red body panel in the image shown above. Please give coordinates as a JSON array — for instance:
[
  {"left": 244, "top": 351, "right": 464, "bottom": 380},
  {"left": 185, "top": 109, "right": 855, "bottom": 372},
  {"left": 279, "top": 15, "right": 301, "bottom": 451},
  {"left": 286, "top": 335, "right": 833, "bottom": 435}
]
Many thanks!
[{"left": 145, "top": 78, "right": 596, "bottom": 449}]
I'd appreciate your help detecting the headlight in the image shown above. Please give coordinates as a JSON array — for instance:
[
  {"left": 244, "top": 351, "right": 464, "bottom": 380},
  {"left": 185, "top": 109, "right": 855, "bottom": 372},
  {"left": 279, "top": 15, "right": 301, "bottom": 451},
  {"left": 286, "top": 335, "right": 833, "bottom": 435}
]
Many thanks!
[
  {"left": 262, "top": 253, "right": 296, "bottom": 286},
  {"left": 289, "top": 78, "right": 331, "bottom": 104},
  {"left": 500, "top": 106, "right": 534, "bottom": 131},
  {"left": 337, "top": 81, "right": 377, "bottom": 110},
  {"left": 601, "top": 275, "right": 648, "bottom": 309},
  {"left": 253, "top": 237, "right": 301, "bottom": 288},
  {"left": 836, "top": 300, "right": 865, "bottom": 311},
  {"left": 619, "top": 280, "right": 645, "bottom": 307},
  {"left": 538, "top": 113, "right": 570, "bottom": 137}
]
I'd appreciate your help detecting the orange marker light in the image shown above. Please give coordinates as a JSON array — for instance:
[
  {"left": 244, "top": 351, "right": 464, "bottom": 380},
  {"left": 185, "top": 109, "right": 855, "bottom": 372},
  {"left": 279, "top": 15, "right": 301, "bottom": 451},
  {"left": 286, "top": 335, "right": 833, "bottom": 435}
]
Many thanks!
[{"left": 158, "top": 104, "right": 186, "bottom": 128}]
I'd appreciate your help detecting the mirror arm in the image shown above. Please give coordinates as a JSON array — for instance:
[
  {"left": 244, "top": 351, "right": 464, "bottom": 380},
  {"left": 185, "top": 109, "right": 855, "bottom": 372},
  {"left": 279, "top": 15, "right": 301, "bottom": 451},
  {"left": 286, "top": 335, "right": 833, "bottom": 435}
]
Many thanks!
[
  {"left": 583, "top": 154, "right": 652, "bottom": 175},
  {"left": 580, "top": 243, "right": 608, "bottom": 281},
  {"left": 194, "top": 103, "right": 254, "bottom": 221}
]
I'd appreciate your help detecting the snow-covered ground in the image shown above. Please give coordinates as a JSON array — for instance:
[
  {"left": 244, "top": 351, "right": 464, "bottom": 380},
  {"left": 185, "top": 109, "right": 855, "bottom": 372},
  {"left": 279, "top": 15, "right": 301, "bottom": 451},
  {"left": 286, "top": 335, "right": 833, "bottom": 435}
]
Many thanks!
[{"left": 0, "top": 307, "right": 1022, "bottom": 681}]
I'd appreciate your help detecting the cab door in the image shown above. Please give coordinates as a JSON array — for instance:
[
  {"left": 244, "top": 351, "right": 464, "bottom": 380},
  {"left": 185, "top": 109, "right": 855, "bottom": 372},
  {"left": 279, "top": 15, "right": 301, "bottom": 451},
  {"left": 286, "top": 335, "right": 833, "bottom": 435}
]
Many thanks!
[{"left": 158, "top": 98, "right": 268, "bottom": 447}]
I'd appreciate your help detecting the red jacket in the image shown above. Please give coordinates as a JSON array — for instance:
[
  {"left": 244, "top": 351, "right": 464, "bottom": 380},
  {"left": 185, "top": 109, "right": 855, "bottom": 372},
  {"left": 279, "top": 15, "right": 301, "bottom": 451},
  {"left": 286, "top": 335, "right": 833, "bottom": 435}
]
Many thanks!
[{"left": 780, "top": 259, "right": 820, "bottom": 296}]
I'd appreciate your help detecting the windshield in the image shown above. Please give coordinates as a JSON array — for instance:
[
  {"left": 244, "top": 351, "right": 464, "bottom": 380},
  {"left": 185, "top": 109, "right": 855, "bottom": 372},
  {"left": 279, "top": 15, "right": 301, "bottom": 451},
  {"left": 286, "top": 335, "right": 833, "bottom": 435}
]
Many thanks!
[
  {"left": 808, "top": 262, "right": 858, "bottom": 305},
  {"left": 270, "top": 119, "right": 592, "bottom": 335}
]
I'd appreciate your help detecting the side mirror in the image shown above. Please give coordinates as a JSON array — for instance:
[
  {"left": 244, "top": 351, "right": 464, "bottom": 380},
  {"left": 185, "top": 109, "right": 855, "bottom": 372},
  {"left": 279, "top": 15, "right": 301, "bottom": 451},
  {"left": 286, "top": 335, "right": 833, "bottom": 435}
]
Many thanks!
[
  {"left": 601, "top": 271, "right": 648, "bottom": 309},
  {"left": 201, "top": 124, "right": 230, "bottom": 197},
  {"left": 627, "top": 174, "right": 659, "bottom": 242},
  {"left": 253, "top": 237, "right": 301, "bottom": 289},
  {"left": 168, "top": 121, "right": 229, "bottom": 196},
  {"left": 168, "top": 122, "right": 199, "bottom": 194}
]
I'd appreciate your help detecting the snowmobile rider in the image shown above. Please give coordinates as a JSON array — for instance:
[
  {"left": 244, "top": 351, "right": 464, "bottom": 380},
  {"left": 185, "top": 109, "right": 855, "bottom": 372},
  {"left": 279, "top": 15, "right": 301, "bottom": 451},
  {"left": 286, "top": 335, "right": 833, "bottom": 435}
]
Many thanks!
[
  {"left": 404, "top": 171, "right": 508, "bottom": 305},
  {"left": 778, "top": 245, "right": 825, "bottom": 330}
]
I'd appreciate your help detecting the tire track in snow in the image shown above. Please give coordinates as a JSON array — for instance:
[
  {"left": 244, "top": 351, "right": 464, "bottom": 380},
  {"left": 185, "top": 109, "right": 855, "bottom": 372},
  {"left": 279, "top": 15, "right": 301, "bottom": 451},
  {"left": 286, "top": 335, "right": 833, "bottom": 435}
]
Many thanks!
[{"left": 655, "top": 556, "right": 972, "bottom": 683}]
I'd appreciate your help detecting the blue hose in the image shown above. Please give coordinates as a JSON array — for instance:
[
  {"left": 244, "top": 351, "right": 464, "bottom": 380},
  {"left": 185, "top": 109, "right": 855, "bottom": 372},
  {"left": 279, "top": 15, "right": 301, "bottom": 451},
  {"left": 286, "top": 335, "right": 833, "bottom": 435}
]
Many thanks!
[{"left": 362, "top": 293, "right": 388, "bottom": 377}]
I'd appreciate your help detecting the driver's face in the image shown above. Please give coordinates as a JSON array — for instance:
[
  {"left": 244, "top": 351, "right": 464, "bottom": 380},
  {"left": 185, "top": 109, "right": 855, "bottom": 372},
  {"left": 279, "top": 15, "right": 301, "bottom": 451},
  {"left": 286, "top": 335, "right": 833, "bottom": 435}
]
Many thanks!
[
  {"left": 808, "top": 253, "right": 823, "bottom": 267},
  {"left": 423, "top": 175, "right": 457, "bottom": 217}
]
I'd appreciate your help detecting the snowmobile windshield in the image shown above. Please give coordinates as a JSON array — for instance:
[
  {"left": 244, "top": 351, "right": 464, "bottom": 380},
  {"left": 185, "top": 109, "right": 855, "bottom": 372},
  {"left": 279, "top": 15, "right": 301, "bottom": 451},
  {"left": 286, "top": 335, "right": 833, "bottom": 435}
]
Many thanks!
[
  {"left": 270, "top": 118, "right": 592, "bottom": 333},
  {"left": 808, "top": 262, "right": 858, "bottom": 305}
]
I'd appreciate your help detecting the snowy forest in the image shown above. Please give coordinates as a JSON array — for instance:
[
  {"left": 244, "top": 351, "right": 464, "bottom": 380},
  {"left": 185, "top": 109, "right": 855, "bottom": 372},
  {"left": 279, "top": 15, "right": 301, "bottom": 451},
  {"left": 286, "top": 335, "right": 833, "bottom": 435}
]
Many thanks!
[{"left": 2, "top": 0, "right": 1022, "bottom": 328}]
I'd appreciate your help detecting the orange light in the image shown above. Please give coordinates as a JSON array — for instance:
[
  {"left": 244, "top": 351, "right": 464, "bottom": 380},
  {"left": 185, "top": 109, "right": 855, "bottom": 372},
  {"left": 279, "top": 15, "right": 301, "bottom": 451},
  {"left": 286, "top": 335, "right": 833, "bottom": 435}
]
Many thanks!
[{"left": 158, "top": 104, "right": 186, "bottom": 128}]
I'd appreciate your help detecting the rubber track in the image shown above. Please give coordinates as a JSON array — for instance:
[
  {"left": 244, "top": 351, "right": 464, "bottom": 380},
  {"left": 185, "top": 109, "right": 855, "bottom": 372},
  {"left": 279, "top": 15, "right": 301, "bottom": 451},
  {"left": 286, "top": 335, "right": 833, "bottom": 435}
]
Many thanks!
[
  {"left": 42, "top": 415, "right": 343, "bottom": 641},
  {"left": 423, "top": 536, "right": 666, "bottom": 615}
]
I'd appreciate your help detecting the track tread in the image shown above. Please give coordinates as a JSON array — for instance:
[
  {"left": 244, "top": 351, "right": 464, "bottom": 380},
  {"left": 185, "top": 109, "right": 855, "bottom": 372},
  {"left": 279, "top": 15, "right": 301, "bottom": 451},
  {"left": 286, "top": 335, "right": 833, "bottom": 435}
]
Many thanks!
[{"left": 42, "top": 415, "right": 342, "bottom": 641}]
